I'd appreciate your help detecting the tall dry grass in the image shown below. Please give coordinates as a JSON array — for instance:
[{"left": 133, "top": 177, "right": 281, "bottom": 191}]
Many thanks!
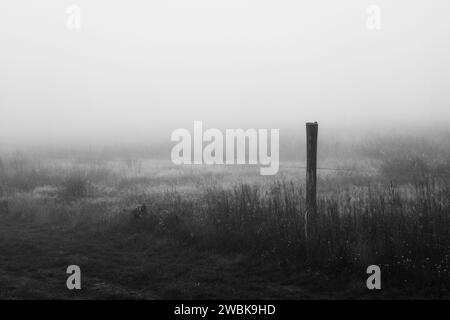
[{"left": 132, "top": 177, "right": 450, "bottom": 295}]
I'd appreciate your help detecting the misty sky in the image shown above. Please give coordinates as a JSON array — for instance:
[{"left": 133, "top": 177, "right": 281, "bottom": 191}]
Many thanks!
[{"left": 1, "top": 1, "right": 449, "bottom": 145}]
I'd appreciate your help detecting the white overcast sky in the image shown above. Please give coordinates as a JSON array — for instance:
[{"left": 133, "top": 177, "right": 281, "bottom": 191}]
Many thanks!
[{"left": 1, "top": 1, "right": 449, "bottom": 145}]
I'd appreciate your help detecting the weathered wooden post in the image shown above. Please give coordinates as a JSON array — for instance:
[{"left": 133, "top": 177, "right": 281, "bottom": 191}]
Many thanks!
[{"left": 305, "top": 122, "right": 318, "bottom": 240}]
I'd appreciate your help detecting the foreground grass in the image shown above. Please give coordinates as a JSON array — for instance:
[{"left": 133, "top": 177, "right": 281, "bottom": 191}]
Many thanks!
[
  {"left": 0, "top": 215, "right": 374, "bottom": 299},
  {"left": 138, "top": 178, "right": 450, "bottom": 298},
  {"left": 1, "top": 175, "right": 449, "bottom": 299}
]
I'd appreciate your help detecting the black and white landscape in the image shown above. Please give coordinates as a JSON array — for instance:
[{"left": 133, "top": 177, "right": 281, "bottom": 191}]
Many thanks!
[{"left": 1, "top": 1, "right": 450, "bottom": 299}]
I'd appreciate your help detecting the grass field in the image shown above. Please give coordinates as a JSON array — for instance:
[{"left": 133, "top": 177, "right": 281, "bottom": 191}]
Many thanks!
[{"left": 1, "top": 133, "right": 450, "bottom": 299}]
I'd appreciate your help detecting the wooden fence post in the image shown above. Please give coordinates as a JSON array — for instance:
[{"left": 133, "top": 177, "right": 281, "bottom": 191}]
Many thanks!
[{"left": 305, "top": 122, "right": 318, "bottom": 240}]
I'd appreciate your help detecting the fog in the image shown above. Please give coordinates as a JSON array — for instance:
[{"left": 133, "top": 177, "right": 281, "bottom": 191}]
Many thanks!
[{"left": 1, "top": 1, "right": 450, "bottom": 146}]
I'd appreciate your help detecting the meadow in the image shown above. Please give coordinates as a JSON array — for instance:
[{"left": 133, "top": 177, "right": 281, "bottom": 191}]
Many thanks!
[{"left": 0, "top": 131, "right": 450, "bottom": 299}]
